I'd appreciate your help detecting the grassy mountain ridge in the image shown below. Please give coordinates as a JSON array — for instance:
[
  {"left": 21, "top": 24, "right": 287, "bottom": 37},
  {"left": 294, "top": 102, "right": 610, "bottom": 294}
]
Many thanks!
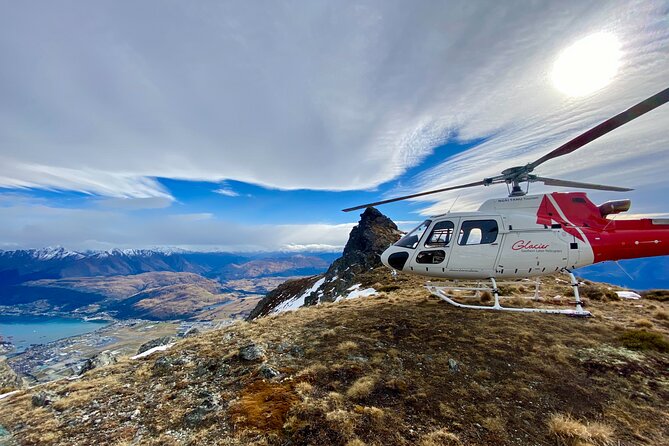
[{"left": 1, "top": 267, "right": 667, "bottom": 445}]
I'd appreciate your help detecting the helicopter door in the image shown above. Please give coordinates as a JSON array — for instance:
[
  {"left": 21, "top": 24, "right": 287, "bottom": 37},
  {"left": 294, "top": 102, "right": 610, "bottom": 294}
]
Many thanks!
[
  {"left": 410, "top": 219, "right": 457, "bottom": 275},
  {"left": 449, "top": 219, "right": 501, "bottom": 276}
]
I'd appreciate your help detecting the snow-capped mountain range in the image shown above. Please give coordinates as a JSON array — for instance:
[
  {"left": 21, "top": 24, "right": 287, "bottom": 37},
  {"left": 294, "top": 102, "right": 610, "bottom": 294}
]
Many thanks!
[{"left": 0, "top": 247, "right": 337, "bottom": 285}]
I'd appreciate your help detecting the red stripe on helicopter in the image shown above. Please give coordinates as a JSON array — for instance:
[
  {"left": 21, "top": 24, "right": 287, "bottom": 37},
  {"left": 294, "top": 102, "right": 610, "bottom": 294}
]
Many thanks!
[{"left": 536, "top": 192, "right": 669, "bottom": 263}]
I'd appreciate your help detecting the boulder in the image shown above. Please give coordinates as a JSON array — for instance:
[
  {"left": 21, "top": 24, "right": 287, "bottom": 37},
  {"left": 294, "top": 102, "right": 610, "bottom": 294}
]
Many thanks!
[
  {"left": 136, "top": 336, "right": 176, "bottom": 355},
  {"left": 239, "top": 344, "right": 265, "bottom": 361},
  {"left": 79, "top": 351, "right": 118, "bottom": 375}
]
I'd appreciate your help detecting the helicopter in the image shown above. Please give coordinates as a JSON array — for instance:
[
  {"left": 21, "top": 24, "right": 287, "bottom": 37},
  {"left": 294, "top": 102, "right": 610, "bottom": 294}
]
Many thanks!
[{"left": 343, "top": 87, "right": 669, "bottom": 316}]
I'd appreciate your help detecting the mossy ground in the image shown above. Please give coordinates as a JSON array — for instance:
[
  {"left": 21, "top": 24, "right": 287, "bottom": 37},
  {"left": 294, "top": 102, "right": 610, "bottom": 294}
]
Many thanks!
[{"left": 0, "top": 269, "right": 667, "bottom": 445}]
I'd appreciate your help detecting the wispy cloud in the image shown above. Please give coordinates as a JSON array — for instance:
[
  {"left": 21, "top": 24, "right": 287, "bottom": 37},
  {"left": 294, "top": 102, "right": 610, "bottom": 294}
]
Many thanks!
[
  {"left": 0, "top": 1, "right": 667, "bottom": 251},
  {"left": 1, "top": 1, "right": 664, "bottom": 200},
  {"left": 213, "top": 186, "right": 240, "bottom": 197}
]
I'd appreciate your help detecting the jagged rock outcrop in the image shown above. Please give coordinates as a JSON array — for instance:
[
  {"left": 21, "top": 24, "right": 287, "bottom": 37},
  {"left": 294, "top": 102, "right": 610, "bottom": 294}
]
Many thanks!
[{"left": 248, "top": 207, "right": 402, "bottom": 318}]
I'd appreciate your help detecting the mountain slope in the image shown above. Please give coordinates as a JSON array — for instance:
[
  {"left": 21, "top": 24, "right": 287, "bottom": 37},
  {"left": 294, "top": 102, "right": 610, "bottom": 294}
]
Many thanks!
[
  {"left": 0, "top": 270, "right": 667, "bottom": 445},
  {"left": 249, "top": 207, "right": 401, "bottom": 318},
  {"left": 26, "top": 272, "right": 220, "bottom": 301}
]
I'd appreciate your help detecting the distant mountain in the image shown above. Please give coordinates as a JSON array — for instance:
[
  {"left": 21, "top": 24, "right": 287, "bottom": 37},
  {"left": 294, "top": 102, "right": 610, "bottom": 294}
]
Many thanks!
[
  {"left": 0, "top": 248, "right": 336, "bottom": 285},
  {"left": 576, "top": 256, "right": 669, "bottom": 290},
  {"left": 213, "top": 255, "right": 331, "bottom": 280}
]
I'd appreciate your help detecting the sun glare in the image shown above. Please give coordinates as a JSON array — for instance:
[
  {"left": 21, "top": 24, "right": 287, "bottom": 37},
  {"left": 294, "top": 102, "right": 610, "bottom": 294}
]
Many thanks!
[{"left": 551, "top": 33, "right": 621, "bottom": 97}]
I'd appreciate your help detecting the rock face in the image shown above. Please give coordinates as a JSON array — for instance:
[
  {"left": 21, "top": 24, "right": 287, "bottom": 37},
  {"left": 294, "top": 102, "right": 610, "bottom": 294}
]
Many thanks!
[
  {"left": 78, "top": 351, "right": 118, "bottom": 375},
  {"left": 0, "top": 358, "right": 22, "bottom": 392},
  {"left": 248, "top": 207, "right": 401, "bottom": 318},
  {"left": 136, "top": 337, "right": 177, "bottom": 355}
]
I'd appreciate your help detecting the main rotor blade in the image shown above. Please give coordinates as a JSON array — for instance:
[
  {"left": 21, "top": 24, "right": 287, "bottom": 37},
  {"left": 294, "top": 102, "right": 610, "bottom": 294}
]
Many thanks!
[
  {"left": 342, "top": 180, "right": 486, "bottom": 212},
  {"left": 535, "top": 176, "right": 633, "bottom": 192},
  {"left": 529, "top": 87, "right": 669, "bottom": 170}
]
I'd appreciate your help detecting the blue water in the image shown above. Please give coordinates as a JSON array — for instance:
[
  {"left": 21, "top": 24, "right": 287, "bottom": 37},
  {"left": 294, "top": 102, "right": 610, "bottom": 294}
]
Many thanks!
[{"left": 0, "top": 316, "right": 108, "bottom": 354}]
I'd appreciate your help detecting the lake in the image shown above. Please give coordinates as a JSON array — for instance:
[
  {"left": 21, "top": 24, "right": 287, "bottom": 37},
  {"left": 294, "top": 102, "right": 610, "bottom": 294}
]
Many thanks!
[{"left": 0, "top": 316, "right": 108, "bottom": 354}]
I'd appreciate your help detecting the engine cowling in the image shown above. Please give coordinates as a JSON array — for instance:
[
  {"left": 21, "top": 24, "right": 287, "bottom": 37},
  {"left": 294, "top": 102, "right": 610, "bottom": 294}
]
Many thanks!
[{"left": 598, "top": 199, "right": 631, "bottom": 217}]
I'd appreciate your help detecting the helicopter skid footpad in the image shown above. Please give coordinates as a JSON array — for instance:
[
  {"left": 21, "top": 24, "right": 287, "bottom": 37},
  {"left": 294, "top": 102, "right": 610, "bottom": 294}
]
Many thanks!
[{"left": 427, "top": 285, "right": 592, "bottom": 317}]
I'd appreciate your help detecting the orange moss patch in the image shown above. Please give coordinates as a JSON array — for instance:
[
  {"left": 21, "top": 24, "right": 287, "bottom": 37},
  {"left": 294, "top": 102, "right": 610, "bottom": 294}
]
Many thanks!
[{"left": 229, "top": 380, "right": 299, "bottom": 432}]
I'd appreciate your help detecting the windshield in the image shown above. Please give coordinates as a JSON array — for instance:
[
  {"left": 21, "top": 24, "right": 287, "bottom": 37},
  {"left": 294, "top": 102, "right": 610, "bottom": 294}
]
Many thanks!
[{"left": 395, "top": 220, "right": 432, "bottom": 249}]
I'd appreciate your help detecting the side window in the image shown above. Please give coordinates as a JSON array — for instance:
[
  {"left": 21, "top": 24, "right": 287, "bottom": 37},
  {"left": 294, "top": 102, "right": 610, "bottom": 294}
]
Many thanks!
[
  {"left": 458, "top": 220, "right": 498, "bottom": 245},
  {"left": 395, "top": 220, "right": 432, "bottom": 249},
  {"left": 425, "top": 221, "right": 454, "bottom": 247},
  {"left": 416, "top": 250, "right": 446, "bottom": 264}
]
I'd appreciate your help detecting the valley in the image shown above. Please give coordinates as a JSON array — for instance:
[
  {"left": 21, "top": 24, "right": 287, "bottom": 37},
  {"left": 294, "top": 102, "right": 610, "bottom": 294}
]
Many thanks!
[{"left": 0, "top": 250, "right": 334, "bottom": 389}]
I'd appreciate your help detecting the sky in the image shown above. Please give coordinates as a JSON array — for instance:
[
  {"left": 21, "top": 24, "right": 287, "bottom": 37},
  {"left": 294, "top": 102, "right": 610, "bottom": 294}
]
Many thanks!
[{"left": 0, "top": 0, "right": 668, "bottom": 252}]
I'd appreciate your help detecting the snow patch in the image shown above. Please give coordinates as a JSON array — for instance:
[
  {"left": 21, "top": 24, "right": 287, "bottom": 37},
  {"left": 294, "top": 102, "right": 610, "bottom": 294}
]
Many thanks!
[
  {"left": 0, "top": 390, "right": 20, "bottom": 401},
  {"left": 616, "top": 291, "right": 641, "bottom": 300},
  {"left": 272, "top": 277, "right": 326, "bottom": 314},
  {"left": 131, "top": 343, "right": 175, "bottom": 359},
  {"left": 336, "top": 283, "right": 377, "bottom": 301}
]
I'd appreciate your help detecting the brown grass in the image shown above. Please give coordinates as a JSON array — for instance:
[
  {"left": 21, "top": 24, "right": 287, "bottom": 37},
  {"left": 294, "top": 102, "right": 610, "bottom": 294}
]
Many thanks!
[
  {"left": 633, "top": 318, "right": 654, "bottom": 328},
  {"left": 619, "top": 329, "right": 669, "bottom": 352},
  {"left": 418, "top": 428, "right": 460, "bottom": 446},
  {"left": 346, "top": 376, "right": 377, "bottom": 400},
  {"left": 654, "top": 310, "right": 669, "bottom": 320},
  {"left": 642, "top": 289, "right": 669, "bottom": 302},
  {"left": 1, "top": 270, "right": 668, "bottom": 445},
  {"left": 337, "top": 341, "right": 359, "bottom": 353},
  {"left": 229, "top": 381, "right": 299, "bottom": 432},
  {"left": 548, "top": 413, "right": 613, "bottom": 446}
]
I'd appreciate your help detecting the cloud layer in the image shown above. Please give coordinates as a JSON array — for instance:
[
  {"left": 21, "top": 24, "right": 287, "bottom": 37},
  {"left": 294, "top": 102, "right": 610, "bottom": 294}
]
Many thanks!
[
  {"left": 0, "top": 197, "right": 355, "bottom": 252},
  {"left": 1, "top": 1, "right": 668, "bottom": 251},
  {"left": 2, "top": 1, "right": 665, "bottom": 201}
]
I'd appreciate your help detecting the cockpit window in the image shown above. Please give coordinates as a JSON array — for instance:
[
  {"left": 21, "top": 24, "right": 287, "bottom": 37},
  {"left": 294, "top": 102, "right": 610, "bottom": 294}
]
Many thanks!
[
  {"left": 425, "top": 220, "right": 454, "bottom": 247},
  {"left": 395, "top": 220, "right": 432, "bottom": 249}
]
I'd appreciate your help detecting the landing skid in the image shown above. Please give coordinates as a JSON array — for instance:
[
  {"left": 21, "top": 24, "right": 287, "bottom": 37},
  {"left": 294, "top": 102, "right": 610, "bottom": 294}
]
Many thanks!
[{"left": 426, "top": 270, "right": 591, "bottom": 317}]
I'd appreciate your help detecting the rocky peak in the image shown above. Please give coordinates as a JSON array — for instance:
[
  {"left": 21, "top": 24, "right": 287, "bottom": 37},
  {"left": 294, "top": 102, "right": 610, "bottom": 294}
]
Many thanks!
[
  {"left": 342, "top": 207, "right": 400, "bottom": 259},
  {"left": 327, "top": 207, "right": 401, "bottom": 276},
  {"left": 249, "top": 207, "right": 402, "bottom": 317}
]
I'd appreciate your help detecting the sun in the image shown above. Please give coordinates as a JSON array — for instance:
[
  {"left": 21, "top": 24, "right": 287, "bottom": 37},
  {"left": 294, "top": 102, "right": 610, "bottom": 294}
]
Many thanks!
[{"left": 551, "top": 33, "right": 621, "bottom": 97}]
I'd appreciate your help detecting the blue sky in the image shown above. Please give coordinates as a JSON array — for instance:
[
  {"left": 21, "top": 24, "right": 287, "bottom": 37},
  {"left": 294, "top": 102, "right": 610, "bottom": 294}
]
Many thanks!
[{"left": 0, "top": 1, "right": 668, "bottom": 252}]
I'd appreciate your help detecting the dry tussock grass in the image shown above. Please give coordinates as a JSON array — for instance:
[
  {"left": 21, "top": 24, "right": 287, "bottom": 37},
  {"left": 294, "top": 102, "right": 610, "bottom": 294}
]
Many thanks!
[
  {"left": 346, "top": 376, "right": 377, "bottom": 400},
  {"left": 418, "top": 428, "right": 461, "bottom": 446},
  {"left": 325, "top": 409, "right": 359, "bottom": 437},
  {"left": 633, "top": 318, "right": 654, "bottom": 328},
  {"left": 295, "top": 363, "right": 327, "bottom": 382},
  {"left": 337, "top": 341, "right": 359, "bottom": 352},
  {"left": 548, "top": 413, "right": 613, "bottom": 446}
]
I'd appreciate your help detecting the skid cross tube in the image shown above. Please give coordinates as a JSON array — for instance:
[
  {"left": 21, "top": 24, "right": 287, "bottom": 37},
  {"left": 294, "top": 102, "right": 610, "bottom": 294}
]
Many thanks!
[{"left": 426, "top": 270, "right": 591, "bottom": 317}]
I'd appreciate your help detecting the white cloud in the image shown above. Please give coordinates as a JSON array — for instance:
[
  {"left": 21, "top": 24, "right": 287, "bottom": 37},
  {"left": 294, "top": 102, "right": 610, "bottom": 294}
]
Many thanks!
[
  {"left": 0, "top": 200, "right": 355, "bottom": 252},
  {"left": 213, "top": 187, "right": 240, "bottom": 197},
  {"left": 0, "top": 1, "right": 665, "bottom": 201},
  {"left": 380, "top": 1, "right": 669, "bottom": 216}
]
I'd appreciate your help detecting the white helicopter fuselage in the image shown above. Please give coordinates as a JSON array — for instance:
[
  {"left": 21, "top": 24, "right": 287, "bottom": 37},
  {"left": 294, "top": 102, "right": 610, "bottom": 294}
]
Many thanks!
[{"left": 381, "top": 194, "right": 591, "bottom": 279}]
